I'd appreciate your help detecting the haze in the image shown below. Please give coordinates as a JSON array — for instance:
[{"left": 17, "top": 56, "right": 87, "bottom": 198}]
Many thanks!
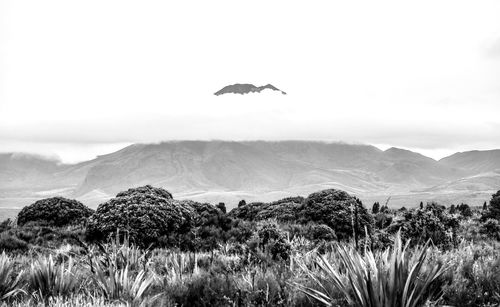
[{"left": 1, "top": 0, "right": 500, "bottom": 163}]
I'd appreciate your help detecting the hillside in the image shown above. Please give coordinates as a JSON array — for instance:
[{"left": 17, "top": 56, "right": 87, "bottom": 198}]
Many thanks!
[
  {"left": 440, "top": 150, "right": 500, "bottom": 173},
  {"left": 1, "top": 141, "right": 499, "bottom": 210}
]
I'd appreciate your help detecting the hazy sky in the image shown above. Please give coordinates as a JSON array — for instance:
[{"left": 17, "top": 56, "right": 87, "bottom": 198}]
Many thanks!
[{"left": 1, "top": 0, "right": 500, "bottom": 163}]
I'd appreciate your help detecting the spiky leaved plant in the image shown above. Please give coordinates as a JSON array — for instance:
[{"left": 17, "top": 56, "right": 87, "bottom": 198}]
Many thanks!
[
  {"left": 0, "top": 252, "right": 25, "bottom": 301},
  {"left": 296, "top": 231, "right": 446, "bottom": 307},
  {"left": 89, "top": 235, "right": 155, "bottom": 307},
  {"left": 92, "top": 232, "right": 152, "bottom": 273},
  {"left": 92, "top": 261, "right": 156, "bottom": 307},
  {"left": 27, "top": 255, "right": 81, "bottom": 305}
]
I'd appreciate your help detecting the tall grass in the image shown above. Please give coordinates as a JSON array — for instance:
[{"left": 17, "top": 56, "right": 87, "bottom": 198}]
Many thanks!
[{"left": 296, "top": 232, "right": 446, "bottom": 307}]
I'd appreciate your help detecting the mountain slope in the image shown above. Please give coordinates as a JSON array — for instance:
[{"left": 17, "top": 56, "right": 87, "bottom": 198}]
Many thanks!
[
  {"left": 439, "top": 150, "right": 500, "bottom": 174},
  {"left": 70, "top": 141, "right": 471, "bottom": 206},
  {"left": 1, "top": 141, "right": 500, "bottom": 209},
  {"left": 0, "top": 153, "right": 62, "bottom": 190}
]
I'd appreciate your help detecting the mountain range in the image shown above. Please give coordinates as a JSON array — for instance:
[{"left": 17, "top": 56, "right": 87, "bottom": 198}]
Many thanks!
[{"left": 1, "top": 141, "right": 500, "bottom": 211}]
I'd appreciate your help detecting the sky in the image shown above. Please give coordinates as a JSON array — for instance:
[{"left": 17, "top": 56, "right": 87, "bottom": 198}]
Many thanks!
[{"left": 1, "top": 0, "right": 500, "bottom": 163}]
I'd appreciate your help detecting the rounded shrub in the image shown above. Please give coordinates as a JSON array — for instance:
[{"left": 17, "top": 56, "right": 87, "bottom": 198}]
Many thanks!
[
  {"left": 299, "top": 189, "right": 373, "bottom": 240},
  {"left": 257, "top": 223, "right": 291, "bottom": 261},
  {"left": 480, "top": 219, "right": 500, "bottom": 240},
  {"left": 388, "top": 203, "right": 459, "bottom": 247},
  {"left": 17, "top": 197, "right": 93, "bottom": 227},
  {"left": 255, "top": 199, "right": 302, "bottom": 222},
  {"left": 305, "top": 224, "right": 337, "bottom": 242},
  {"left": 86, "top": 185, "right": 193, "bottom": 246}
]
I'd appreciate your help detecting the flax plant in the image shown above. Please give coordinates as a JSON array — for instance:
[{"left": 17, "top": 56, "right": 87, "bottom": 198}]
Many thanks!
[{"left": 296, "top": 232, "right": 446, "bottom": 307}]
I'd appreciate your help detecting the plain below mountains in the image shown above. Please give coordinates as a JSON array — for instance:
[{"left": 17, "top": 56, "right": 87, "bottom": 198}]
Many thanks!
[{"left": 1, "top": 141, "right": 500, "bottom": 211}]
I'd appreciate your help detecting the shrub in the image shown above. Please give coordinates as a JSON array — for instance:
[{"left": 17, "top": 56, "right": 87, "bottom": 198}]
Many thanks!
[
  {"left": 480, "top": 219, "right": 500, "bottom": 240},
  {"left": 374, "top": 212, "right": 393, "bottom": 229},
  {"left": 388, "top": 203, "right": 459, "bottom": 248},
  {"left": 482, "top": 189, "right": 500, "bottom": 221},
  {"left": 0, "top": 219, "right": 13, "bottom": 233},
  {"left": 1, "top": 224, "right": 85, "bottom": 251},
  {"left": 298, "top": 189, "right": 373, "bottom": 241},
  {"left": 0, "top": 232, "right": 29, "bottom": 252},
  {"left": 457, "top": 203, "right": 473, "bottom": 218},
  {"left": 229, "top": 196, "right": 303, "bottom": 222},
  {"left": 226, "top": 220, "right": 255, "bottom": 244},
  {"left": 86, "top": 185, "right": 193, "bottom": 247},
  {"left": 17, "top": 197, "right": 93, "bottom": 227},
  {"left": 228, "top": 202, "right": 267, "bottom": 221},
  {"left": 257, "top": 223, "right": 291, "bottom": 261},
  {"left": 255, "top": 201, "right": 301, "bottom": 222},
  {"left": 160, "top": 200, "right": 233, "bottom": 251},
  {"left": 305, "top": 224, "right": 337, "bottom": 242}
]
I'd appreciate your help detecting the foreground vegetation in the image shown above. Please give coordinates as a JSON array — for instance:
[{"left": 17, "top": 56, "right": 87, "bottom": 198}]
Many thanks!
[{"left": 0, "top": 186, "right": 499, "bottom": 306}]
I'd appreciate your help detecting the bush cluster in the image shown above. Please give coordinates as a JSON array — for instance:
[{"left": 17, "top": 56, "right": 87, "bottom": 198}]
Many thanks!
[
  {"left": 86, "top": 185, "right": 193, "bottom": 246},
  {"left": 388, "top": 202, "right": 459, "bottom": 247},
  {"left": 298, "top": 189, "right": 373, "bottom": 240},
  {"left": 17, "top": 197, "right": 93, "bottom": 227},
  {"left": 0, "top": 185, "right": 499, "bottom": 306}
]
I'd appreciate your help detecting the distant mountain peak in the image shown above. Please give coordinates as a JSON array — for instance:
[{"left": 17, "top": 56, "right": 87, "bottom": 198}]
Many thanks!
[{"left": 214, "top": 83, "right": 287, "bottom": 96}]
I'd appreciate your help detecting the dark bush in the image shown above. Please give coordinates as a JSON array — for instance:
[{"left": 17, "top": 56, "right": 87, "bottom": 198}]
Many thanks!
[
  {"left": 254, "top": 202, "right": 301, "bottom": 222},
  {"left": 298, "top": 189, "right": 373, "bottom": 240},
  {"left": 216, "top": 202, "right": 226, "bottom": 214},
  {"left": 86, "top": 185, "right": 193, "bottom": 246},
  {"left": 304, "top": 224, "right": 337, "bottom": 242},
  {"left": 388, "top": 203, "right": 459, "bottom": 247},
  {"left": 480, "top": 219, "right": 500, "bottom": 240},
  {"left": 457, "top": 203, "right": 473, "bottom": 218},
  {"left": 229, "top": 202, "right": 267, "bottom": 221},
  {"left": 2, "top": 224, "right": 85, "bottom": 249},
  {"left": 229, "top": 196, "right": 303, "bottom": 222},
  {"left": 257, "top": 223, "right": 291, "bottom": 261},
  {"left": 227, "top": 220, "right": 255, "bottom": 244},
  {"left": 482, "top": 190, "right": 500, "bottom": 221},
  {"left": 258, "top": 223, "right": 283, "bottom": 247},
  {"left": 374, "top": 212, "right": 393, "bottom": 229},
  {"left": 17, "top": 197, "right": 93, "bottom": 227},
  {"left": 0, "top": 219, "right": 13, "bottom": 233},
  {"left": 0, "top": 232, "right": 29, "bottom": 252}
]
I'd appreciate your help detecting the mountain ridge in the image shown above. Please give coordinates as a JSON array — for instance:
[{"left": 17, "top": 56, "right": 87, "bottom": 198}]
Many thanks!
[{"left": 1, "top": 141, "right": 499, "bottom": 209}]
